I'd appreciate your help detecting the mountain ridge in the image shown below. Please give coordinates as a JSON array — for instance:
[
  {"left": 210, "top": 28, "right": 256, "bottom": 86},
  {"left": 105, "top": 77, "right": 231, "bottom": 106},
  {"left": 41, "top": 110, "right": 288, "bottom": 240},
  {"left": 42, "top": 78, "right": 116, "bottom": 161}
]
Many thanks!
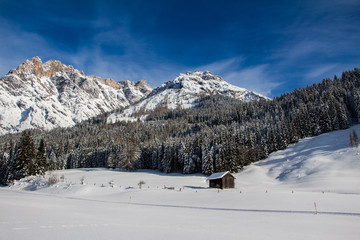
[
  {"left": 108, "top": 70, "right": 267, "bottom": 123},
  {"left": 0, "top": 57, "right": 266, "bottom": 134},
  {"left": 0, "top": 57, "right": 152, "bottom": 135}
]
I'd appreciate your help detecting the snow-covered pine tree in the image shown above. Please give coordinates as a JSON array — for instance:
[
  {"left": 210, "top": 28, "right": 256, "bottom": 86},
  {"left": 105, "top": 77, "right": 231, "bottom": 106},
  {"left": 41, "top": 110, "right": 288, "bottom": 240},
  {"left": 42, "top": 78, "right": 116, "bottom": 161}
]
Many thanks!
[
  {"left": 336, "top": 102, "right": 350, "bottom": 129},
  {"left": 177, "top": 141, "right": 187, "bottom": 172},
  {"left": 161, "top": 143, "right": 173, "bottom": 173},
  {"left": 119, "top": 135, "right": 140, "bottom": 171},
  {"left": 151, "top": 147, "right": 159, "bottom": 170},
  {"left": 107, "top": 150, "right": 117, "bottom": 169},
  {"left": 35, "top": 139, "right": 47, "bottom": 175},
  {"left": 10, "top": 131, "right": 36, "bottom": 179},
  {"left": 201, "top": 140, "right": 214, "bottom": 175},
  {"left": 182, "top": 140, "right": 198, "bottom": 174},
  {"left": 0, "top": 142, "right": 10, "bottom": 185},
  {"left": 319, "top": 103, "right": 333, "bottom": 133}
]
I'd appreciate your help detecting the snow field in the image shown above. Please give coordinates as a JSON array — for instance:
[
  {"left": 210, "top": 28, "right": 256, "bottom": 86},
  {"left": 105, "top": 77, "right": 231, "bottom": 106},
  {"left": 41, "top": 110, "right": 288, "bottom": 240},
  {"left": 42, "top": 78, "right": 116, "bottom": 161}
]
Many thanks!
[{"left": 1, "top": 186, "right": 359, "bottom": 240}]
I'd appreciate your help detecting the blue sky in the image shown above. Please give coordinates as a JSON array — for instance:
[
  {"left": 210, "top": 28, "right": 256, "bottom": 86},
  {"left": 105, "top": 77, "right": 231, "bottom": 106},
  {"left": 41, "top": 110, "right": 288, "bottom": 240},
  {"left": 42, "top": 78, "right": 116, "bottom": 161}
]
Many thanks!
[{"left": 0, "top": 0, "right": 359, "bottom": 97}]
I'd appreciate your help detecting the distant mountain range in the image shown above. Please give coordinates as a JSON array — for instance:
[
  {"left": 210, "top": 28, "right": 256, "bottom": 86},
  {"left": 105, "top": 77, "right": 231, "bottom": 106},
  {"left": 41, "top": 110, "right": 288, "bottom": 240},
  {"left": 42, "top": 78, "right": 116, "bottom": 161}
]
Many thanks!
[
  {"left": 0, "top": 57, "right": 266, "bottom": 135},
  {"left": 108, "top": 70, "right": 268, "bottom": 123}
]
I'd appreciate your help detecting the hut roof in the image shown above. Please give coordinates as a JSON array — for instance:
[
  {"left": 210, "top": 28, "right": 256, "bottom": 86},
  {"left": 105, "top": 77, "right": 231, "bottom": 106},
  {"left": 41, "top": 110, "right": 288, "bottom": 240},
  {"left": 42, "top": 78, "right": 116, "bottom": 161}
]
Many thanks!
[{"left": 207, "top": 171, "right": 236, "bottom": 180}]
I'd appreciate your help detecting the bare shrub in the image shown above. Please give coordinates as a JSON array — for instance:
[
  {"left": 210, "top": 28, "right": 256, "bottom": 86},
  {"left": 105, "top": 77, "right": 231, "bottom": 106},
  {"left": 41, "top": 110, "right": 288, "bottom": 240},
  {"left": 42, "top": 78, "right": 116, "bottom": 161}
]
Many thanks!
[
  {"left": 109, "top": 179, "right": 114, "bottom": 188},
  {"left": 350, "top": 130, "right": 359, "bottom": 147},
  {"left": 138, "top": 180, "right": 146, "bottom": 189},
  {"left": 48, "top": 173, "right": 59, "bottom": 186},
  {"left": 80, "top": 176, "right": 85, "bottom": 185}
]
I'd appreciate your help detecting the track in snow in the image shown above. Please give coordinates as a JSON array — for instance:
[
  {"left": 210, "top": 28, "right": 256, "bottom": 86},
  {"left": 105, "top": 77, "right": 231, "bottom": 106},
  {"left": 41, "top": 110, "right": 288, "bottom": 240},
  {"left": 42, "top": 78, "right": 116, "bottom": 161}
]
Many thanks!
[
  {"left": 129, "top": 202, "right": 360, "bottom": 217},
  {"left": 8, "top": 189, "right": 358, "bottom": 218}
]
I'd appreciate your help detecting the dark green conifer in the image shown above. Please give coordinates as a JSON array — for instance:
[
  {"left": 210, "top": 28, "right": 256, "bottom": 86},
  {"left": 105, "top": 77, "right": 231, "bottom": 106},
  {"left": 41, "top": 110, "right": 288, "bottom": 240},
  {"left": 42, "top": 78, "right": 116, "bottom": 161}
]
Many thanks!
[{"left": 36, "top": 139, "right": 47, "bottom": 175}]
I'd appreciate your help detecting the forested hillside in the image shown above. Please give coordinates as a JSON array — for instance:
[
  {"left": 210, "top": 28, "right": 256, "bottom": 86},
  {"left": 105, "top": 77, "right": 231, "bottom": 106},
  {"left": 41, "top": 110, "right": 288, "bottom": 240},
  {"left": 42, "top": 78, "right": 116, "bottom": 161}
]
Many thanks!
[{"left": 1, "top": 68, "right": 359, "bottom": 184}]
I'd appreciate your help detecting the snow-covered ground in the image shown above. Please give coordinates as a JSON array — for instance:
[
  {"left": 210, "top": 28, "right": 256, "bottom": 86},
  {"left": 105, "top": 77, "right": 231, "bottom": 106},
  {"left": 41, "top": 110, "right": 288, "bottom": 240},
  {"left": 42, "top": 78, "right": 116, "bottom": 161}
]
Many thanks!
[{"left": 1, "top": 126, "right": 360, "bottom": 240}]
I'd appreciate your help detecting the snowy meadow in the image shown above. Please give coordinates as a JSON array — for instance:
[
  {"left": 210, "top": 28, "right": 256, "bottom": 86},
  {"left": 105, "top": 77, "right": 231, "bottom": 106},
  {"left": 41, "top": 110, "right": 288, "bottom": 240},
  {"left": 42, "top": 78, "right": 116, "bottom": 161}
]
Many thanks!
[{"left": 1, "top": 126, "right": 360, "bottom": 240}]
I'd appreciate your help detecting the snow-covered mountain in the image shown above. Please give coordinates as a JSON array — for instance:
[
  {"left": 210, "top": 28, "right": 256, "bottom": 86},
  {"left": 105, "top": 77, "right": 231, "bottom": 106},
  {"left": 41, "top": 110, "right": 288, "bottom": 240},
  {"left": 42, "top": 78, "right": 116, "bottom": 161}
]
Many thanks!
[
  {"left": 0, "top": 57, "right": 152, "bottom": 135},
  {"left": 108, "top": 71, "right": 268, "bottom": 122},
  {"left": 0, "top": 58, "right": 267, "bottom": 134}
]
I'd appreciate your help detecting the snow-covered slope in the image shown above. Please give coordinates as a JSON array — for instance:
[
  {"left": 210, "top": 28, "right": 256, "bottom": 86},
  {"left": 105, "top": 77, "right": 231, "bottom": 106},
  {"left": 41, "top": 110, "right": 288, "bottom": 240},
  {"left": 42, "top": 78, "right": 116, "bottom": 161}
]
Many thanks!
[
  {"left": 108, "top": 71, "right": 268, "bottom": 122},
  {"left": 10, "top": 125, "right": 360, "bottom": 194},
  {"left": 0, "top": 57, "right": 152, "bottom": 134},
  {"left": 239, "top": 124, "right": 360, "bottom": 194},
  {"left": 2, "top": 126, "right": 360, "bottom": 240}
]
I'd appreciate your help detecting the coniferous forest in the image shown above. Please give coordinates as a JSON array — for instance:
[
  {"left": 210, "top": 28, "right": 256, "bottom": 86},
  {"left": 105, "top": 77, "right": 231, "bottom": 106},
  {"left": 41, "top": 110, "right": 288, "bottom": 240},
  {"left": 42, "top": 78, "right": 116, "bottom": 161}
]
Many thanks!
[{"left": 0, "top": 68, "right": 359, "bottom": 185}]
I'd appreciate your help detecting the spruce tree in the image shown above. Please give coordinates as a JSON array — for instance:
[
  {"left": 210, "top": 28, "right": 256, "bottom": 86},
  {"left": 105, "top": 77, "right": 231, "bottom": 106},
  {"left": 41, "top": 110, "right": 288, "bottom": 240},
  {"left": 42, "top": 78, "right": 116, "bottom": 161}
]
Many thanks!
[
  {"left": 36, "top": 139, "right": 47, "bottom": 175},
  {"left": 201, "top": 142, "right": 214, "bottom": 175},
  {"left": 119, "top": 135, "right": 140, "bottom": 171},
  {"left": 107, "top": 150, "right": 117, "bottom": 169},
  {"left": 9, "top": 131, "right": 36, "bottom": 180},
  {"left": 161, "top": 144, "right": 172, "bottom": 173},
  {"left": 0, "top": 144, "right": 9, "bottom": 185}
]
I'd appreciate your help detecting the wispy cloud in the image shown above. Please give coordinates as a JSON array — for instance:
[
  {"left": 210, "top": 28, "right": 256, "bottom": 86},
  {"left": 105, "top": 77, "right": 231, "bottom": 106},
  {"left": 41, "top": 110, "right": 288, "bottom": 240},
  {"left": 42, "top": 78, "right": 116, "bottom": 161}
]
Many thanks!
[
  {"left": 305, "top": 64, "right": 338, "bottom": 79},
  {"left": 63, "top": 46, "right": 183, "bottom": 88},
  {"left": 0, "top": 0, "right": 358, "bottom": 98},
  {"left": 0, "top": 16, "right": 184, "bottom": 88},
  {"left": 270, "top": 40, "right": 321, "bottom": 62},
  {"left": 264, "top": 1, "right": 360, "bottom": 92},
  {"left": 223, "top": 65, "right": 282, "bottom": 97},
  {"left": 65, "top": 22, "right": 187, "bottom": 87},
  {"left": 196, "top": 58, "right": 281, "bottom": 97},
  {"left": 0, "top": 19, "right": 59, "bottom": 75},
  {"left": 196, "top": 57, "right": 244, "bottom": 74}
]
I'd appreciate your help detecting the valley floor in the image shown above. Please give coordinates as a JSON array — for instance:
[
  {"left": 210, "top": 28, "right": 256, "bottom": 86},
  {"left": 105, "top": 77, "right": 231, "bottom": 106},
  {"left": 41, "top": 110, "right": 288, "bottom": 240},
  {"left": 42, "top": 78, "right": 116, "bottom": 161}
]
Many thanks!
[
  {"left": 1, "top": 184, "right": 359, "bottom": 240},
  {"left": 1, "top": 126, "right": 360, "bottom": 240}
]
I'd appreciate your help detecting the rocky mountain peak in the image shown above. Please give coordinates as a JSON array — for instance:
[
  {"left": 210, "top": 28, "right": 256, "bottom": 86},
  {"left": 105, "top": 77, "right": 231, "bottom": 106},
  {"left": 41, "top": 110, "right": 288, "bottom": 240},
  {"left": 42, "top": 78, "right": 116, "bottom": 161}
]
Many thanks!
[
  {"left": 8, "top": 57, "right": 76, "bottom": 81},
  {"left": 95, "top": 77, "right": 120, "bottom": 90},
  {"left": 135, "top": 80, "right": 152, "bottom": 94},
  {"left": 0, "top": 57, "right": 152, "bottom": 135},
  {"left": 8, "top": 56, "right": 42, "bottom": 79},
  {"left": 42, "top": 59, "right": 75, "bottom": 77},
  {"left": 183, "top": 71, "right": 224, "bottom": 81}
]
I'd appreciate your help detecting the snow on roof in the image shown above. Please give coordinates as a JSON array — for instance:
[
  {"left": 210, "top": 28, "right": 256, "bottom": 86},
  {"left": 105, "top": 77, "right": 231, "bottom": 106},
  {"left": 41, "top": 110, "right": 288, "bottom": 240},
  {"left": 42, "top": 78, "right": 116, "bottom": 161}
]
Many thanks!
[{"left": 207, "top": 171, "right": 235, "bottom": 180}]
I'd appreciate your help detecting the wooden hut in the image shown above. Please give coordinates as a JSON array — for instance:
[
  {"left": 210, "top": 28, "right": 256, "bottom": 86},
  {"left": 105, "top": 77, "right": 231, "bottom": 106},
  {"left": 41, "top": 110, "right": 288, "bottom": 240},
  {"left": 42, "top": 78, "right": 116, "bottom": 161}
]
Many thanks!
[{"left": 208, "top": 171, "right": 235, "bottom": 189}]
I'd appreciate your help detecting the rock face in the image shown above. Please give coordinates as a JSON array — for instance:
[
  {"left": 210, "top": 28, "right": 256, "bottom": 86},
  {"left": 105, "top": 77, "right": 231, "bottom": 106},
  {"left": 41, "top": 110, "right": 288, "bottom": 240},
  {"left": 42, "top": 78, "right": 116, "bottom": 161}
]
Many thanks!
[
  {"left": 0, "top": 57, "right": 152, "bottom": 135},
  {"left": 107, "top": 71, "right": 268, "bottom": 123}
]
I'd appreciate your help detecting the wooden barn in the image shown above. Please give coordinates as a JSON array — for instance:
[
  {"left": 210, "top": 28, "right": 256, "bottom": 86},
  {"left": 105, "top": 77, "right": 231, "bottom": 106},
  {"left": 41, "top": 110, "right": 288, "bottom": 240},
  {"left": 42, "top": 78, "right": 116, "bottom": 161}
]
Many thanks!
[{"left": 208, "top": 171, "right": 235, "bottom": 189}]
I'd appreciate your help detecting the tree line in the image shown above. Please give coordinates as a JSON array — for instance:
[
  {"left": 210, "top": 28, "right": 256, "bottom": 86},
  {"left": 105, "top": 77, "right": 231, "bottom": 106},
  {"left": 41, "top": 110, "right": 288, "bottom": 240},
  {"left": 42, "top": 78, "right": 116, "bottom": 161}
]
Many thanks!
[
  {"left": 0, "top": 131, "right": 47, "bottom": 184},
  {"left": 0, "top": 68, "right": 359, "bottom": 184}
]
